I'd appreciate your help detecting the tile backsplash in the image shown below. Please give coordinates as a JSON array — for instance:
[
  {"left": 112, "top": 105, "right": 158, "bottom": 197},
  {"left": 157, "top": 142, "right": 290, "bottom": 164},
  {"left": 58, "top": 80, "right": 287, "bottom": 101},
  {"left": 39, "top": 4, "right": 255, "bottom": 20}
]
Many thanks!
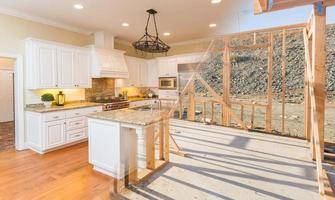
[{"left": 85, "top": 78, "right": 115, "bottom": 101}]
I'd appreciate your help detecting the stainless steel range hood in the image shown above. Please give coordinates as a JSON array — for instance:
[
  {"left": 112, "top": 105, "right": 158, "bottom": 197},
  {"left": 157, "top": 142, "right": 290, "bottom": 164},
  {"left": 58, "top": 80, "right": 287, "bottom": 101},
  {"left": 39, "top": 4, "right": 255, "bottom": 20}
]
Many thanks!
[{"left": 89, "top": 32, "right": 129, "bottom": 78}]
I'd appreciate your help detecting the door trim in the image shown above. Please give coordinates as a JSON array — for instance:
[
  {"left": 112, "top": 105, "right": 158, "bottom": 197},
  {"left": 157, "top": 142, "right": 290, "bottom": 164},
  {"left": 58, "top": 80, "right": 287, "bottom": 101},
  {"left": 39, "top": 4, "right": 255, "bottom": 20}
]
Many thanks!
[{"left": 0, "top": 53, "right": 25, "bottom": 150}]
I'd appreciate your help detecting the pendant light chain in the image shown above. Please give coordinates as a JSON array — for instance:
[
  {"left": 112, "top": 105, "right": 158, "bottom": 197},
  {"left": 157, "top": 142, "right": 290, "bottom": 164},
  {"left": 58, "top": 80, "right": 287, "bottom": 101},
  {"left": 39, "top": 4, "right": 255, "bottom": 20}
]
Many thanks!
[{"left": 132, "top": 9, "right": 170, "bottom": 54}]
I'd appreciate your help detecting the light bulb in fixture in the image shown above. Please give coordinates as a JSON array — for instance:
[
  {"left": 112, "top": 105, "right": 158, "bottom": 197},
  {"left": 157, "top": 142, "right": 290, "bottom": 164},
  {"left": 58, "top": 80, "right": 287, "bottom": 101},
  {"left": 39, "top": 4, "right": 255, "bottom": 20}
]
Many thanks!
[
  {"left": 163, "top": 32, "right": 171, "bottom": 36},
  {"left": 209, "top": 23, "right": 217, "bottom": 28},
  {"left": 211, "top": 0, "right": 222, "bottom": 4},
  {"left": 122, "top": 23, "right": 129, "bottom": 27},
  {"left": 73, "top": 4, "right": 84, "bottom": 10}
]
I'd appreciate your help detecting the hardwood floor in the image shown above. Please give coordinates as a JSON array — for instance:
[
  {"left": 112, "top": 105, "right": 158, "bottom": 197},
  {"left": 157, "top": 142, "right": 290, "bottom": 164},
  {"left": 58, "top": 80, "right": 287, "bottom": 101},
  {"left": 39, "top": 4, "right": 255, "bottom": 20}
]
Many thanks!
[
  {"left": 0, "top": 121, "right": 15, "bottom": 151},
  {"left": 0, "top": 142, "right": 116, "bottom": 200}
]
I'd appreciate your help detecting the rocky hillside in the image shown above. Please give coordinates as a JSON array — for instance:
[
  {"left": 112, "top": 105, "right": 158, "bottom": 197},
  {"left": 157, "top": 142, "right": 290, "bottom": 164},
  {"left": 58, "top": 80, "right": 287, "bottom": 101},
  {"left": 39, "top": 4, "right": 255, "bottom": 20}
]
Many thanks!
[{"left": 195, "top": 25, "right": 335, "bottom": 103}]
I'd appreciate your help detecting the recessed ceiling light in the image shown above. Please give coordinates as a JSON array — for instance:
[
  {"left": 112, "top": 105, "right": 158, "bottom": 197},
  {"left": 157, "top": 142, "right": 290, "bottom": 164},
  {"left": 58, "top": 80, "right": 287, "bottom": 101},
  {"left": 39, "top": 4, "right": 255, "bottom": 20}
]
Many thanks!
[
  {"left": 73, "top": 4, "right": 84, "bottom": 10},
  {"left": 122, "top": 23, "right": 129, "bottom": 27},
  {"left": 211, "top": 0, "right": 222, "bottom": 4},
  {"left": 163, "top": 32, "right": 171, "bottom": 36},
  {"left": 209, "top": 23, "right": 217, "bottom": 28}
]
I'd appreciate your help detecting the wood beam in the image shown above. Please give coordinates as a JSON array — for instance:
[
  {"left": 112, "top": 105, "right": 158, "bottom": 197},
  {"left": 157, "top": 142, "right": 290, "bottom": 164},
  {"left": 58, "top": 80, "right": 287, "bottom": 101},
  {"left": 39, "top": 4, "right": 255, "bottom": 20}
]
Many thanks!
[
  {"left": 265, "top": 33, "right": 273, "bottom": 133},
  {"left": 223, "top": 39, "right": 231, "bottom": 126},
  {"left": 303, "top": 27, "right": 325, "bottom": 195},
  {"left": 254, "top": 0, "right": 335, "bottom": 14},
  {"left": 281, "top": 30, "right": 287, "bottom": 134},
  {"left": 187, "top": 80, "right": 195, "bottom": 121},
  {"left": 311, "top": 3, "right": 326, "bottom": 160}
]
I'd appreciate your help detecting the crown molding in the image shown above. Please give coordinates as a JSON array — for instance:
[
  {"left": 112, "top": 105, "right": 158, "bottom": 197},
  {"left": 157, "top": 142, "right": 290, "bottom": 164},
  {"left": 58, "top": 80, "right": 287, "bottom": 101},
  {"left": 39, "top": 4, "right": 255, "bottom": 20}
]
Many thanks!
[
  {"left": 169, "top": 37, "right": 214, "bottom": 47},
  {"left": 0, "top": 6, "right": 93, "bottom": 35}
]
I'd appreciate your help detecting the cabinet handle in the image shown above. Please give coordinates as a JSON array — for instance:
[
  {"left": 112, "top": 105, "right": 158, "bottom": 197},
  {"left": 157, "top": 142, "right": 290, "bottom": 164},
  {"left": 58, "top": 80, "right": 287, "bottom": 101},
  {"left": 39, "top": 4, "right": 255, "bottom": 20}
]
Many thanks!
[
  {"left": 74, "top": 134, "right": 81, "bottom": 138},
  {"left": 74, "top": 122, "right": 81, "bottom": 125},
  {"left": 53, "top": 116, "right": 59, "bottom": 119},
  {"left": 75, "top": 113, "right": 80, "bottom": 115},
  {"left": 55, "top": 84, "right": 58, "bottom": 87}
]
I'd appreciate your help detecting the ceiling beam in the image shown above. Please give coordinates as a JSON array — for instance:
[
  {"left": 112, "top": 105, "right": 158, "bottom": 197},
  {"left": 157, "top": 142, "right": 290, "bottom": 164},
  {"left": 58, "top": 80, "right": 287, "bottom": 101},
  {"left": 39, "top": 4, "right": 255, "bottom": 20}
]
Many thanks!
[{"left": 254, "top": 0, "right": 335, "bottom": 14}]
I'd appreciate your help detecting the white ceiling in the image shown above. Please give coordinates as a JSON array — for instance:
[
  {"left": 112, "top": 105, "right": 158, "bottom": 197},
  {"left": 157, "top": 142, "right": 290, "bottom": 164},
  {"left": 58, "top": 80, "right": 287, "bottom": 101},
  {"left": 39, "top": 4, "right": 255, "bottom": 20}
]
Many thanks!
[
  {"left": 0, "top": 0, "right": 320, "bottom": 44},
  {"left": 0, "top": 0, "right": 252, "bottom": 43}
]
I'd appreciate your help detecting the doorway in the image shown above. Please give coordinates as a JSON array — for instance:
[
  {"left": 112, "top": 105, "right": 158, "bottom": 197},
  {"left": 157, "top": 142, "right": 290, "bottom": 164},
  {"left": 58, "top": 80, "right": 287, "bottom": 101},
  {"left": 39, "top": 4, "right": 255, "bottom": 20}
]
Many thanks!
[{"left": 0, "top": 57, "right": 15, "bottom": 151}]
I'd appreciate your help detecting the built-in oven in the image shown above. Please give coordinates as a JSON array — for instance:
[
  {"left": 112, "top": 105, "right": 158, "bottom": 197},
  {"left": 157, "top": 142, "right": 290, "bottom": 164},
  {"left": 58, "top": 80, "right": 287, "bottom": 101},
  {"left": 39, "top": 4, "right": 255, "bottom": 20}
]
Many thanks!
[{"left": 159, "top": 77, "right": 177, "bottom": 90}]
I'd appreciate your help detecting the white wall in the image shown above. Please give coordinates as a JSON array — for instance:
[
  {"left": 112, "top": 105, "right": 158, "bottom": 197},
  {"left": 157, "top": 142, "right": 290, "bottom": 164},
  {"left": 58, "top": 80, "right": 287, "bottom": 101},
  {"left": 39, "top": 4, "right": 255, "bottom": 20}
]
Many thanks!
[{"left": 0, "top": 69, "right": 14, "bottom": 122}]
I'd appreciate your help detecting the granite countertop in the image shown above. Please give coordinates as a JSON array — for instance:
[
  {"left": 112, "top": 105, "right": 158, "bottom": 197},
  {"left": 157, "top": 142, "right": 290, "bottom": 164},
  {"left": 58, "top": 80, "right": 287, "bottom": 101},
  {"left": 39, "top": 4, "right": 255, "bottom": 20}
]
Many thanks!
[
  {"left": 25, "top": 102, "right": 103, "bottom": 113},
  {"left": 86, "top": 108, "right": 170, "bottom": 126}
]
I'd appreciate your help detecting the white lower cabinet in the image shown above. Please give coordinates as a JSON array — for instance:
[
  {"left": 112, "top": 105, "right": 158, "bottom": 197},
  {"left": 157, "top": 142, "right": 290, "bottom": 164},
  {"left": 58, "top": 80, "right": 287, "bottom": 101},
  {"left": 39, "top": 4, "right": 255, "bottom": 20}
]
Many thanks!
[
  {"left": 45, "top": 120, "right": 66, "bottom": 149},
  {"left": 26, "top": 106, "right": 102, "bottom": 154}
]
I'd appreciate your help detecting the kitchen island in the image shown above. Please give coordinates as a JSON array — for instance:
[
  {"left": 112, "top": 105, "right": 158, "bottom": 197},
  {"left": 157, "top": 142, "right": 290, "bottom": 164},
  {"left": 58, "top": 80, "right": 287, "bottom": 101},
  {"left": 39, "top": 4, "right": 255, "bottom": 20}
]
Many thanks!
[{"left": 86, "top": 108, "right": 170, "bottom": 192}]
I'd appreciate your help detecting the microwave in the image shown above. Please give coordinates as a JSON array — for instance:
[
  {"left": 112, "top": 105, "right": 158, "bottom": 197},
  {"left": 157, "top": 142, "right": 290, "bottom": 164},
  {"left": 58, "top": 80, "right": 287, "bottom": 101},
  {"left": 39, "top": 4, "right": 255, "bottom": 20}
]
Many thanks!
[{"left": 159, "top": 77, "right": 177, "bottom": 90}]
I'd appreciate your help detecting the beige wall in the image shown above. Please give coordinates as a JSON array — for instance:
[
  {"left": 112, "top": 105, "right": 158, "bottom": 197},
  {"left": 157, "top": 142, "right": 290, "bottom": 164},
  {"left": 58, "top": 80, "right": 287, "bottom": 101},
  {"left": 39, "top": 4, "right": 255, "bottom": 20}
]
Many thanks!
[
  {"left": 0, "top": 14, "right": 94, "bottom": 104},
  {"left": 0, "top": 57, "right": 15, "bottom": 70},
  {"left": 0, "top": 14, "right": 94, "bottom": 54}
]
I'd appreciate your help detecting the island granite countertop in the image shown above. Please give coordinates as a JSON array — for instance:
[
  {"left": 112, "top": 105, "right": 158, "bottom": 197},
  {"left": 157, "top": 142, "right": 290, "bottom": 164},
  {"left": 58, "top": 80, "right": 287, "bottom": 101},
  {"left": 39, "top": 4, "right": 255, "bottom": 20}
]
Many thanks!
[
  {"left": 86, "top": 108, "right": 170, "bottom": 126},
  {"left": 25, "top": 102, "right": 103, "bottom": 113}
]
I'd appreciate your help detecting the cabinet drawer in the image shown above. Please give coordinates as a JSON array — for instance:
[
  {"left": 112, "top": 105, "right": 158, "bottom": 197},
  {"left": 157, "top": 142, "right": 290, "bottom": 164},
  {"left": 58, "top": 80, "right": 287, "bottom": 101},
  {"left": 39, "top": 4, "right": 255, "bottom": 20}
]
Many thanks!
[
  {"left": 66, "top": 110, "right": 83, "bottom": 118},
  {"left": 44, "top": 112, "right": 66, "bottom": 122},
  {"left": 66, "top": 128, "right": 87, "bottom": 143},
  {"left": 83, "top": 106, "right": 102, "bottom": 114},
  {"left": 66, "top": 116, "right": 86, "bottom": 131}
]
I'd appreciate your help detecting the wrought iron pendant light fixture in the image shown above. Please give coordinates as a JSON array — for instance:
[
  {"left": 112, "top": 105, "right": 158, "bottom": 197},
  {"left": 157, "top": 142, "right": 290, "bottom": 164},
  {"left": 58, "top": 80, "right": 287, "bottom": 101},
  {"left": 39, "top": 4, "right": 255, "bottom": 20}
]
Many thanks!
[{"left": 132, "top": 9, "right": 170, "bottom": 54}]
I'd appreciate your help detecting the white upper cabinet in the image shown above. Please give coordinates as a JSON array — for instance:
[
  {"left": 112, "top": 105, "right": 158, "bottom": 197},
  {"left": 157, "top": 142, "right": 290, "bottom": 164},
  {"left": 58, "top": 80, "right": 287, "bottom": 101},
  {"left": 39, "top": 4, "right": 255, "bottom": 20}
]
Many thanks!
[
  {"left": 115, "top": 56, "right": 148, "bottom": 88},
  {"left": 25, "top": 38, "right": 91, "bottom": 89},
  {"left": 158, "top": 58, "right": 178, "bottom": 77},
  {"left": 29, "top": 41, "right": 58, "bottom": 89},
  {"left": 57, "top": 47, "right": 75, "bottom": 88},
  {"left": 146, "top": 59, "right": 158, "bottom": 87},
  {"left": 74, "top": 50, "right": 91, "bottom": 88}
]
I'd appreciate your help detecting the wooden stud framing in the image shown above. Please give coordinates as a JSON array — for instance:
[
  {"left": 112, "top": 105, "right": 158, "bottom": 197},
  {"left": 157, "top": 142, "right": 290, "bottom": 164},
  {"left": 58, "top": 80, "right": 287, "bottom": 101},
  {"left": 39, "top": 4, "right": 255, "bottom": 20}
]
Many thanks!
[
  {"left": 164, "top": 119, "right": 170, "bottom": 162},
  {"left": 311, "top": 4, "right": 326, "bottom": 161},
  {"left": 281, "top": 30, "right": 287, "bottom": 134},
  {"left": 188, "top": 79, "right": 196, "bottom": 121},
  {"left": 145, "top": 127, "right": 155, "bottom": 170},
  {"left": 265, "top": 33, "right": 273, "bottom": 132},
  {"left": 159, "top": 121, "right": 164, "bottom": 160},
  {"left": 223, "top": 38, "right": 231, "bottom": 126},
  {"left": 304, "top": 26, "right": 325, "bottom": 195}
]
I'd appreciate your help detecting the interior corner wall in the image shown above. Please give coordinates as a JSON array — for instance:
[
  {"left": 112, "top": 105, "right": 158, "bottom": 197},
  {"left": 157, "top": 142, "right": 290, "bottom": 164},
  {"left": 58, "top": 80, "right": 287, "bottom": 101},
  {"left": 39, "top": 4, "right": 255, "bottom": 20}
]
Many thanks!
[{"left": 0, "top": 14, "right": 94, "bottom": 104}]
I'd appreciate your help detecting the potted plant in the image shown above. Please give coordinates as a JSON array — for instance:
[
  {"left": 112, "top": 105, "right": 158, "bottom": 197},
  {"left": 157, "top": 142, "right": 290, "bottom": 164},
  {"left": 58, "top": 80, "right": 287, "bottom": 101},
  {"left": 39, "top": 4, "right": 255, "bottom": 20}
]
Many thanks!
[{"left": 41, "top": 93, "right": 55, "bottom": 108}]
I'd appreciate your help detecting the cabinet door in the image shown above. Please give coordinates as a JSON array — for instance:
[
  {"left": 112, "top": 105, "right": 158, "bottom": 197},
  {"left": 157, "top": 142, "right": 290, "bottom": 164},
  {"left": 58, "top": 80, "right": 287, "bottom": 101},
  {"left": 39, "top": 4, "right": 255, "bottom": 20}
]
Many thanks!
[
  {"left": 74, "top": 50, "right": 91, "bottom": 88},
  {"left": 139, "top": 61, "right": 148, "bottom": 87},
  {"left": 147, "top": 60, "right": 158, "bottom": 87},
  {"left": 126, "top": 57, "right": 140, "bottom": 87},
  {"left": 58, "top": 48, "right": 75, "bottom": 88},
  {"left": 35, "top": 43, "right": 58, "bottom": 88},
  {"left": 45, "top": 120, "right": 66, "bottom": 149},
  {"left": 158, "top": 59, "right": 177, "bottom": 77}
]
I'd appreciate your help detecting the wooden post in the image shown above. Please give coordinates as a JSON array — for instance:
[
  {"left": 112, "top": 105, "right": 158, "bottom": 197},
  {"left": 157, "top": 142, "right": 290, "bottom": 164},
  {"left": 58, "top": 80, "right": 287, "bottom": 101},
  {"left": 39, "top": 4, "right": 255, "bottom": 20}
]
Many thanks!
[
  {"left": 145, "top": 126, "right": 155, "bottom": 170},
  {"left": 240, "top": 105, "right": 244, "bottom": 122},
  {"left": 164, "top": 119, "right": 170, "bottom": 162},
  {"left": 251, "top": 104, "right": 255, "bottom": 129},
  {"left": 281, "top": 30, "right": 287, "bottom": 134},
  {"left": 304, "top": 30, "right": 312, "bottom": 141},
  {"left": 223, "top": 38, "right": 231, "bottom": 126},
  {"left": 179, "top": 99, "right": 183, "bottom": 119},
  {"left": 211, "top": 101, "right": 214, "bottom": 123},
  {"left": 159, "top": 121, "right": 164, "bottom": 160},
  {"left": 311, "top": 4, "right": 326, "bottom": 160},
  {"left": 265, "top": 33, "right": 273, "bottom": 133},
  {"left": 203, "top": 101, "right": 206, "bottom": 122},
  {"left": 188, "top": 80, "right": 195, "bottom": 121}
]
